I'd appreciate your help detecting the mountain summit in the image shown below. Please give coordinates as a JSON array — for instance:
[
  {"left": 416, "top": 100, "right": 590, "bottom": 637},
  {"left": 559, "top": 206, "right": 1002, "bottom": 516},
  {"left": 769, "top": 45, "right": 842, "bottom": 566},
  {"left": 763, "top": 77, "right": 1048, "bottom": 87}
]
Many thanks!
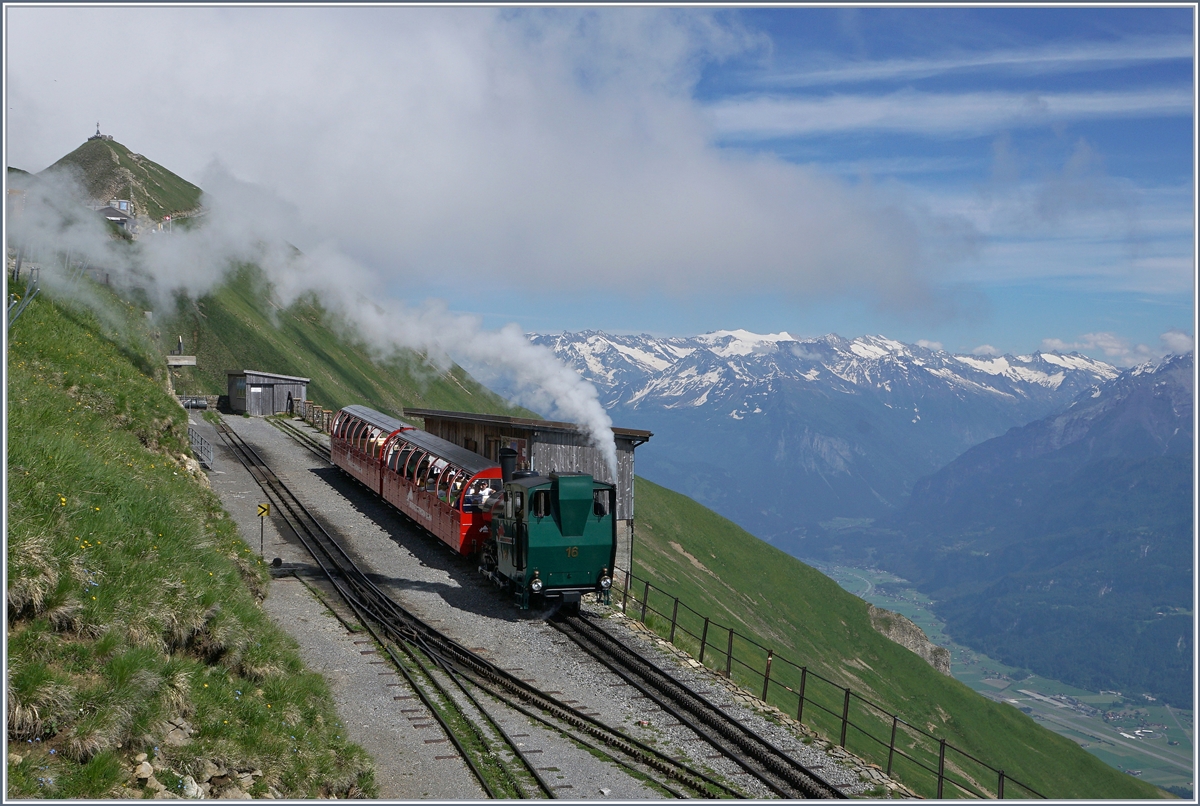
[
  {"left": 41, "top": 131, "right": 202, "bottom": 222},
  {"left": 529, "top": 330, "right": 1119, "bottom": 544}
]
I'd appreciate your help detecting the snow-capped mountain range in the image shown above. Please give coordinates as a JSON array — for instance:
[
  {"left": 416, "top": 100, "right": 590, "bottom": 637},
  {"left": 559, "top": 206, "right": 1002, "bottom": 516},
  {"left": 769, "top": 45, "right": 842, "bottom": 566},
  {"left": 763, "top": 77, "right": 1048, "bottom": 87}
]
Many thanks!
[
  {"left": 531, "top": 329, "right": 1119, "bottom": 413},
  {"left": 526, "top": 329, "right": 1125, "bottom": 547}
]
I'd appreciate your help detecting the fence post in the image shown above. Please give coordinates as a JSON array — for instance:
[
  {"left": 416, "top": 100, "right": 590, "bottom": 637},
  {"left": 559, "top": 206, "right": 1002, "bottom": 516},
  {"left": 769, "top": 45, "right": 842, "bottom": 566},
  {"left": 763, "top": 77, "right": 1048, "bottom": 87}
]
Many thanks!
[
  {"left": 669, "top": 598, "right": 679, "bottom": 644},
  {"left": 840, "top": 688, "right": 851, "bottom": 747},
  {"left": 997, "top": 770, "right": 1004, "bottom": 800},
  {"left": 725, "top": 628, "right": 734, "bottom": 678},
  {"left": 622, "top": 569, "right": 631, "bottom": 612},
  {"left": 640, "top": 580, "right": 650, "bottom": 623},
  {"left": 761, "top": 650, "right": 774, "bottom": 702},
  {"left": 937, "top": 739, "right": 946, "bottom": 799},
  {"left": 699, "top": 617, "right": 710, "bottom": 664},
  {"left": 796, "top": 667, "right": 807, "bottom": 723},
  {"left": 886, "top": 715, "right": 897, "bottom": 776}
]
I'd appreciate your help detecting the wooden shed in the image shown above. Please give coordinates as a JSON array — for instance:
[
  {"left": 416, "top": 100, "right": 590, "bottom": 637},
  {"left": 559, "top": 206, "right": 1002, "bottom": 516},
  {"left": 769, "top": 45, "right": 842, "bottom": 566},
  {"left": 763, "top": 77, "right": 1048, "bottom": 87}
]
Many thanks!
[
  {"left": 227, "top": 370, "right": 310, "bottom": 416},
  {"left": 404, "top": 408, "right": 652, "bottom": 576}
]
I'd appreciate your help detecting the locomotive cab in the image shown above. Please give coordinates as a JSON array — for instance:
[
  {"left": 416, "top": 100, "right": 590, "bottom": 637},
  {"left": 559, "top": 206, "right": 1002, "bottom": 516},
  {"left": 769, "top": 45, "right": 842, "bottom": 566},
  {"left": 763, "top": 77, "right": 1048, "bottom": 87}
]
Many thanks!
[{"left": 490, "top": 472, "right": 616, "bottom": 611}]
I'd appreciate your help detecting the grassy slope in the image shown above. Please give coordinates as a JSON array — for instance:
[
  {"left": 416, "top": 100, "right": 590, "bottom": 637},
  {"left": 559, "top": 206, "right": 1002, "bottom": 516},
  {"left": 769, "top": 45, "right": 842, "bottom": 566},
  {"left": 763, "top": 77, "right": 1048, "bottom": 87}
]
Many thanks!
[
  {"left": 6, "top": 281, "right": 375, "bottom": 798},
  {"left": 42, "top": 139, "right": 202, "bottom": 221},
  {"left": 629, "top": 478, "right": 1166, "bottom": 800},
  {"left": 164, "top": 264, "right": 528, "bottom": 420}
]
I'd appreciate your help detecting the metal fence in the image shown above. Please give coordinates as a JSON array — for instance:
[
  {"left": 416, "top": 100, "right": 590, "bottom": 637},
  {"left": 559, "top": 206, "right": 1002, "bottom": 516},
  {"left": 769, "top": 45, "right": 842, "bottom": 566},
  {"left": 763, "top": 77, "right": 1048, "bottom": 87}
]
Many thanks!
[
  {"left": 611, "top": 566, "right": 1044, "bottom": 800},
  {"left": 7, "top": 269, "right": 40, "bottom": 330},
  {"left": 188, "top": 426, "right": 213, "bottom": 469}
]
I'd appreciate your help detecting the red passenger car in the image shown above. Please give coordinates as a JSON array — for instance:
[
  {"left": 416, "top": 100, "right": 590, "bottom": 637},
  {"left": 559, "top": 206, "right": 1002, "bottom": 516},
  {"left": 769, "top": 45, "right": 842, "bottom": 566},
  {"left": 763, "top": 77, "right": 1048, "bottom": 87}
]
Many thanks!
[{"left": 331, "top": 405, "right": 502, "bottom": 556}]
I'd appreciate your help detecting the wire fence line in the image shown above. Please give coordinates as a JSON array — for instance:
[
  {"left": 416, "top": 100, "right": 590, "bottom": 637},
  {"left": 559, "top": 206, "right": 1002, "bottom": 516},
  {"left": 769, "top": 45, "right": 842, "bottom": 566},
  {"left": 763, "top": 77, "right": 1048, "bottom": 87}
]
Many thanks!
[{"left": 609, "top": 565, "right": 1044, "bottom": 800}]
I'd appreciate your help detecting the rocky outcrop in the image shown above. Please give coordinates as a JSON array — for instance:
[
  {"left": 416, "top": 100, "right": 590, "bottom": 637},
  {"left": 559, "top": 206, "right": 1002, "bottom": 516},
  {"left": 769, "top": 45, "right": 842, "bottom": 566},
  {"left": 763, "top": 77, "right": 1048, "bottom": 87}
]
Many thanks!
[
  {"left": 867, "top": 605, "right": 952, "bottom": 676},
  {"left": 114, "top": 749, "right": 275, "bottom": 800}
]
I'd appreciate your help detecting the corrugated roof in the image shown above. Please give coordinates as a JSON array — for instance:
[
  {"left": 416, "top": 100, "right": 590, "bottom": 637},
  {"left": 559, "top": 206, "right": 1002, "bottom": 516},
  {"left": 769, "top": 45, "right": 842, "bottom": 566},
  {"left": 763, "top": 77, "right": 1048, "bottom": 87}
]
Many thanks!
[{"left": 404, "top": 408, "right": 652, "bottom": 440}]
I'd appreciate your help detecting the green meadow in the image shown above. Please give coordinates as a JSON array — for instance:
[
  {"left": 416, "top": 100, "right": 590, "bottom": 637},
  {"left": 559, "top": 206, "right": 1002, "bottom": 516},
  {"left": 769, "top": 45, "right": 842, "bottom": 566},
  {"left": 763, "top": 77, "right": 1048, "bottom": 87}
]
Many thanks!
[{"left": 6, "top": 279, "right": 375, "bottom": 798}]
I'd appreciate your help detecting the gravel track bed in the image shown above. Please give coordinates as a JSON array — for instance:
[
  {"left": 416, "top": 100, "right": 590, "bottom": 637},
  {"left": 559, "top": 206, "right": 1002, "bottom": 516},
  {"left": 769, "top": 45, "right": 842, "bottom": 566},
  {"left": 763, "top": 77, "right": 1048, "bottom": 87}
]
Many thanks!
[
  {"left": 198, "top": 414, "right": 664, "bottom": 799},
  {"left": 198, "top": 413, "right": 911, "bottom": 799}
]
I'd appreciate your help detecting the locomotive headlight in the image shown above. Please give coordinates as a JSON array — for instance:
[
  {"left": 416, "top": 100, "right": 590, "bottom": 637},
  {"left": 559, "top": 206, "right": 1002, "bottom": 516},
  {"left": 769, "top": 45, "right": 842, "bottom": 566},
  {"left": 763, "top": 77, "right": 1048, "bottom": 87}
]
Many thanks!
[
  {"left": 600, "top": 575, "right": 612, "bottom": 590},
  {"left": 530, "top": 575, "right": 544, "bottom": 593}
]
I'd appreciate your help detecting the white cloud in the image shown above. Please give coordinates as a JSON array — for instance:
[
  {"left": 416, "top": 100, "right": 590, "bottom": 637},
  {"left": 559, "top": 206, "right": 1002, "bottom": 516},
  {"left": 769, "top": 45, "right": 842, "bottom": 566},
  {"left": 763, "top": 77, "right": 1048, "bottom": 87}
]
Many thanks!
[
  {"left": 1160, "top": 329, "right": 1194, "bottom": 355},
  {"left": 4, "top": 7, "right": 973, "bottom": 314},
  {"left": 757, "top": 36, "right": 1195, "bottom": 87},
  {"left": 1041, "top": 330, "right": 1193, "bottom": 366},
  {"left": 971, "top": 344, "right": 998, "bottom": 356},
  {"left": 916, "top": 339, "right": 943, "bottom": 350},
  {"left": 707, "top": 88, "right": 1192, "bottom": 140}
]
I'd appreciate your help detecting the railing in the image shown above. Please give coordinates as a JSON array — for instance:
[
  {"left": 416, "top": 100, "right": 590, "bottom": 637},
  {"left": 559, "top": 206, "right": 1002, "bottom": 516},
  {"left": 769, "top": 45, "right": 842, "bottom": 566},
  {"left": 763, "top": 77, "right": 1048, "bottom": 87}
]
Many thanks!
[
  {"left": 188, "top": 426, "right": 214, "bottom": 469},
  {"left": 7, "top": 268, "right": 40, "bottom": 330},
  {"left": 611, "top": 567, "right": 1044, "bottom": 800}
]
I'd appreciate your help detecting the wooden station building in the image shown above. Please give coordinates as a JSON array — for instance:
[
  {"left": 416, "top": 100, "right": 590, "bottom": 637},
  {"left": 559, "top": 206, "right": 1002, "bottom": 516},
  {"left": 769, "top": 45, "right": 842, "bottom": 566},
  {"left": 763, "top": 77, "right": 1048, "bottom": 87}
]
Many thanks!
[
  {"left": 227, "top": 370, "right": 310, "bottom": 416},
  {"left": 404, "top": 408, "right": 652, "bottom": 576}
]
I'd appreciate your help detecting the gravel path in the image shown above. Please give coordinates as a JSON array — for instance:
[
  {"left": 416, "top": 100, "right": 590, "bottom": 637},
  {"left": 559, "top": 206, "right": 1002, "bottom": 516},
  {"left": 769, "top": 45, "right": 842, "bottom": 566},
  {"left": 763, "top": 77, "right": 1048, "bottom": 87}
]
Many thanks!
[{"left": 193, "top": 412, "right": 914, "bottom": 799}]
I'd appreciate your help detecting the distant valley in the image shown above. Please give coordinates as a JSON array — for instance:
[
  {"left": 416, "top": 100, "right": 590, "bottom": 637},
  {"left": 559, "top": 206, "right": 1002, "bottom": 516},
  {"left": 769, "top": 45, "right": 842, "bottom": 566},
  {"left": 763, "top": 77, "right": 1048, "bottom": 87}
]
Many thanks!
[{"left": 522, "top": 329, "right": 1193, "bottom": 709}]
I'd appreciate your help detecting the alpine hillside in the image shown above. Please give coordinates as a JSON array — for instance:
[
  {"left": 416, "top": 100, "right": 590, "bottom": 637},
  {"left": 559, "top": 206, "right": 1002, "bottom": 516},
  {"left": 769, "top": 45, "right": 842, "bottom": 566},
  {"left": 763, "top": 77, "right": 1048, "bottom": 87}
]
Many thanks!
[
  {"left": 831, "top": 353, "right": 1194, "bottom": 706},
  {"left": 528, "top": 330, "right": 1119, "bottom": 549}
]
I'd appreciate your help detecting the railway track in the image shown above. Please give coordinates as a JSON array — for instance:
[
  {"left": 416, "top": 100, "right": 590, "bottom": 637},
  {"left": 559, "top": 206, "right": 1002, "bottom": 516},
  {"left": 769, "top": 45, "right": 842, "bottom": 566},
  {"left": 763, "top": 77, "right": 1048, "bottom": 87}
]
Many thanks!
[
  {"left": 554, "top": 612, "right": 848, "bottom": 799},
  {"left": 268, "top": 416, "right": 330, "bottom": 462},
  {"left": 214, "top": 419, "right": 743, "bottom": 799}
]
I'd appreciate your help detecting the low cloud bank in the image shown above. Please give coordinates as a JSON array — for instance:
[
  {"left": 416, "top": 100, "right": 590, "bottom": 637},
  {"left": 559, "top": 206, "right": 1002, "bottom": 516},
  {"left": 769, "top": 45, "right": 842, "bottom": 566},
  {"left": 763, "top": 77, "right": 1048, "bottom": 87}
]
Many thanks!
[
  {"left": 8, "top": 166, "right": 621, "bottom": 477},
  {"left": 1041, "top": 330, "right": 1193, "bottom": 367}
]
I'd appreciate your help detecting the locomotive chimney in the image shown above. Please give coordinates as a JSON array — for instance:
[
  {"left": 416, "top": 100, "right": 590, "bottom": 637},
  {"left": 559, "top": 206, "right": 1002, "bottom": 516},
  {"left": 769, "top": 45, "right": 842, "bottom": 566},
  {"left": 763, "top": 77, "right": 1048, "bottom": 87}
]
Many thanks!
[{"left": 498, "top": 447, "right": 518, "bottom": 484}]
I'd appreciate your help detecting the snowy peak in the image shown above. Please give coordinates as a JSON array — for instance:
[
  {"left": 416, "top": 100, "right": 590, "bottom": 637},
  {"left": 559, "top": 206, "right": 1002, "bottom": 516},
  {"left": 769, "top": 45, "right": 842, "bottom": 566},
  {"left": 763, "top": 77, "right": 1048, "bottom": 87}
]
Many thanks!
[
  {"left": 696, "top": 329, "right": 796, "bottom": 357},
  {"left": 530, "top": 330, "right": 1121, "bottom": 413}
]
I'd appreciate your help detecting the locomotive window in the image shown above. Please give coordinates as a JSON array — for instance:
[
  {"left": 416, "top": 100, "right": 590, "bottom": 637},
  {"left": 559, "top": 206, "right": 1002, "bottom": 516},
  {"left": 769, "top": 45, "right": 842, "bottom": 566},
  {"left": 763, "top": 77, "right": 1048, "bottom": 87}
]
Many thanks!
[
  {"left": 593, "top": 489, "right": 611, "bottom": 517},
  {"left": 531, "top": 490, "right": 551, "bottom": 519},
  {"left": 513, "top": 490, "right": 524, "bottom": 518}
]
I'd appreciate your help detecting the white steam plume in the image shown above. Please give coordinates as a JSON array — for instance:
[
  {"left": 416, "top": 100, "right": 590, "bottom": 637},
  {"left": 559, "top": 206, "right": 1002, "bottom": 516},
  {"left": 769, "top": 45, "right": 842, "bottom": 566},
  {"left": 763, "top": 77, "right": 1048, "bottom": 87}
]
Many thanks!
[{"left": 7, "top": 165, "right": 620, "bottom": 477}]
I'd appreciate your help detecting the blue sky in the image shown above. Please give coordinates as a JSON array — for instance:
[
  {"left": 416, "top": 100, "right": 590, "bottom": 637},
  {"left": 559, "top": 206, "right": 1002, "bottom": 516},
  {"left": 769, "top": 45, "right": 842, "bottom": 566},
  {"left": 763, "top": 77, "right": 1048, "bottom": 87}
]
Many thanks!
[{"left": 5, "top": 6, "right": 1196, "bottom": 365}]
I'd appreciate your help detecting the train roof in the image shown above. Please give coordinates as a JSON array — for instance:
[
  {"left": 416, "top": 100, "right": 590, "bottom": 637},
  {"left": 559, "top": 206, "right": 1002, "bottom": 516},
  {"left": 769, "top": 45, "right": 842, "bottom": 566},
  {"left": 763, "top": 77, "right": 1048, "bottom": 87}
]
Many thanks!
[
  {"left": 338, "top": 405, "right": 497, "bottom": 475},
  {"left": 339, "top": 405, "right": 411, "bottom": 434},
  {"left": 397, "top": 427, "right": 498, "bottom": 476}
]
